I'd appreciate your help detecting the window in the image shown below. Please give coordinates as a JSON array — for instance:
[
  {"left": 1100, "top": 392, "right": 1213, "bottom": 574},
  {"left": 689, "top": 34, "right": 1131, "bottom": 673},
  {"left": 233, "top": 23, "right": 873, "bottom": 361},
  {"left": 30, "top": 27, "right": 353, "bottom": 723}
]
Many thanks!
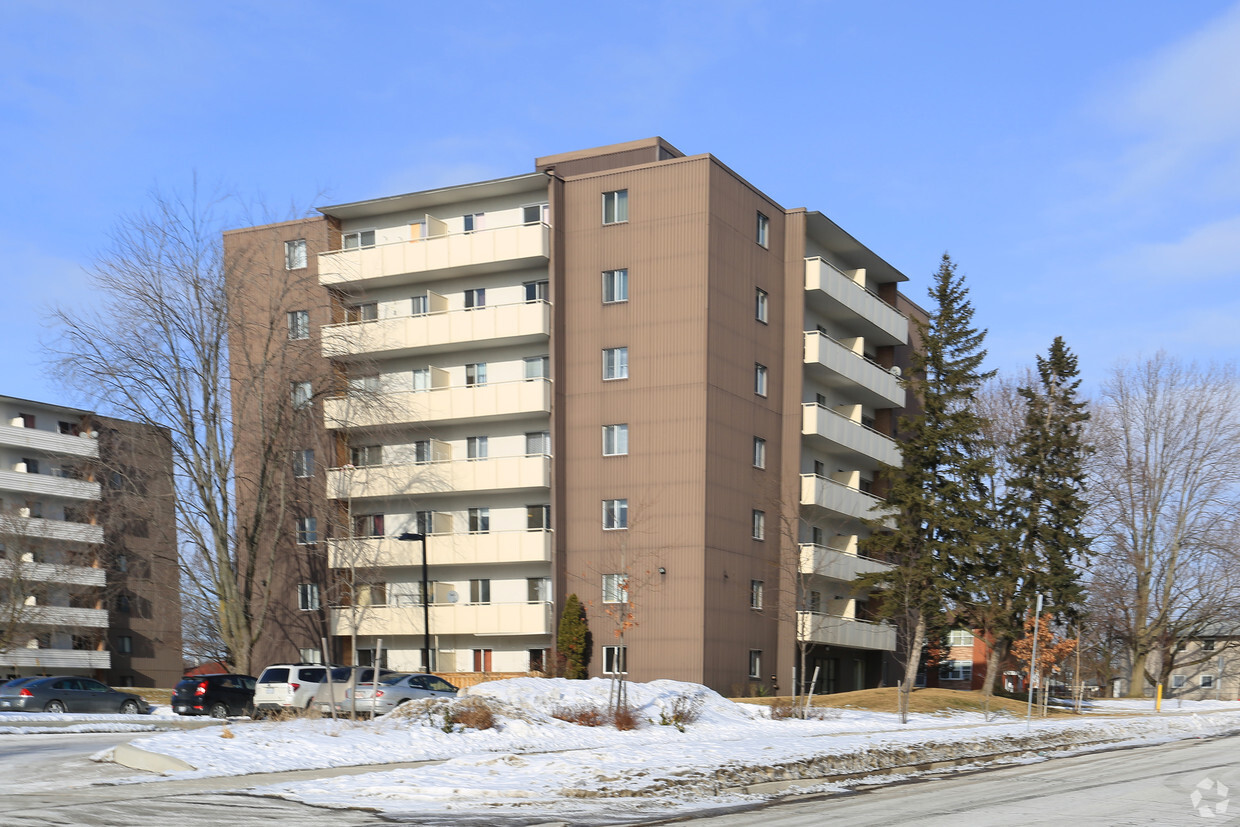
[
  {"left": 602, "top": 498, "right": 628, "bottom": 530},
  {"left": 348, "top": 374, "right": 380, "bottom": 395},
  {"left": 463, "top": 213, "right": 483, "bottom": 233},
  {"left": 291, "top": 381, "right": 312, "bottom": 410},
  {"left": 603, "top": 424, "right": 629, "bottom": 456},
  {"left": 19, "top": 413, "right": 35, "bottom": 429},
  {"left": 749, "top": 650, "right": 762, "bottom": 679},
  {"left": 603, "top": 347, "right": 628, "bottom": 380},
  {"left": 1171, "top": 674, "right": 1187, "bottom": 689},
  {"left": 529, "top": 648, "right": 548, "bottom": 672},
  {"left": 299, "top": 647, "right": 323, "bottom": 664},
  {"left": 527, "top": 577, "right": 550, "bottom": 603},
  {"left": 808, "top": 590, "right": 822, "bottom": 613},
  {"left": 602, "top": 190, "right": 628, "bottom": 224},
  {"left": 58, "top": 420, "right": 78, "bottom": 435},
  {"left": 345, "top": 302, "right": 378, "bottom": 322},
  {"left": 948, "top": 630, "right": 975, "bottom": 647},
  {"left": 466, "top": 362, "right": 488, "bottom": 387},
  {"left": 602, "top": 269, "right": 628, "bottom": 303},
  {"left": 750, "top": 579, "right": 764, "bottom": 610},
  {"left": 811, "top": 526, "right": 824, "bottom": 546},
  {"left": 468, "top": 507, "right": 490, "bottom": 534},
  {"left": 412, "top": 368, "right": 432, "bottom": 391},
  {"left": 526, "top": 431, "right": 551, "bottom": 455},
  {"left": 603, "top": 645, "right": 627, "bottom": 674},
  {"left": 752, "top": 510, "right": 766, "bottom": 541},
  {"left": 470, "top": 579, "right": 491, "bottom": 604},
  {"left": 353, "top": 513, "right": 385, "bottom": 538},
  {"left": 27, "top": 500, "right": 42, "bottom": 518},
  {"left": 755, "top": 288, "right": 768, "bottom": 323},
  {"left": 756, "top": 212, "right": 770, "bottom": 248},
  {"left": 117, "top": 636, "right": 132, "bottom": 655},
  {"left": 754, "top": 364, "right": 768, "bottom": 397},
  {"left": 342, "top": 229, "right": 375, "bottom": 249},
  {"left": 117, "top": 555, "right": 128, "bottom": 573},
  {"left": 21, "top": 458, "right": 39, "bottom": 475},
  {"left": 298, "top": 583, "right": 321, "bottom": 611},
  {"left": 524, "top": 280, "right": 549, "bottom": 302},
  {"left": 524, "top": 355, "right": 550, "bottom": 381},
  {"left": 473, "top": 648, "right": 493, "bottom": 672},
  {"left": 293, "top": 449, "right": 314, "bottom": 478},
  {"left": 753, "top": 437, "right": 766, "bottom": 469},
  {"left": 467, "top": 436, "right": 489, "bottom": 459},
  {"left": 296, "top": 516, "right": 318, "bottom": 545},
  {"left": 287, "top": 310, "right": 310, "bottom": 340},
  {"left": 285, "top": 239, "right": 308, "bottom": 270},
  {"left": 522, "top": 204, "right": 547, "bottom": 225},
  {"left": 411, "top": 295, "right": 429, "bottom": 316},
  {"left": 527, "top": 504, "right": 550, "bottom": 530},
  {"left": 415, "top": 510, "right": 434, "bottom": 536},
  {"left": 350, "top": 444, "right": 382, "bottom": 467},
  {"left": 413, "top": 440, "right": 433, "bottom": 463},
  {"left": 1204, "top": 639, "right": 1217, "bottom": 651},
  {"left": 117, "top": 594, "right": 131, "bottom": 614},
  {"left": 939, "top": 660, "right": 972, "bottom": 682},
  {"left": 1203, "top": 675, "right": 1216, "bottom": 689},
  {"left": 465, "top": 288, "right": 486, "bottom": 309},
  {"left": 603, "top": 573, "right": 628, "bottom": 604}
]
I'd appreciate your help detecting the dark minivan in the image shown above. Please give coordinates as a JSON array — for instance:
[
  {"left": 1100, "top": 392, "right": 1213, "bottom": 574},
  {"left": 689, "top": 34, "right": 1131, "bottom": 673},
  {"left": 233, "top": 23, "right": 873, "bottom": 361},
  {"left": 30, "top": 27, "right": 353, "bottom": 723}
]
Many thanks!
[{"left": 172, "top": 674, "right": 257, "bottom": 718}]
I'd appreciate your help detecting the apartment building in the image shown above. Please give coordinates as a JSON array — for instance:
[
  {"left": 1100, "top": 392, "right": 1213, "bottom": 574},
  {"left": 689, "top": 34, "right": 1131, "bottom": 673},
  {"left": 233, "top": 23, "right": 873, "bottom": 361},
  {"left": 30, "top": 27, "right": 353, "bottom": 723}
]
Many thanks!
[
  {"left": 0, "top": 396, "right": 181, "bottom": 687},
  {"left": 227, "top": 138, "right": 915, "bottom": 694}
]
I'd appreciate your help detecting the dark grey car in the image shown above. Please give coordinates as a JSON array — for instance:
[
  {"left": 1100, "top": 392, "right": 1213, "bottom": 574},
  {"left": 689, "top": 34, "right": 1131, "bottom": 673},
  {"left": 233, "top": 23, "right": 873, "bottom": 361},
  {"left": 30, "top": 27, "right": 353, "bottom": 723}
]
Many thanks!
[{"left": 0, "top": 676, "right": 149, "bottom": 714}]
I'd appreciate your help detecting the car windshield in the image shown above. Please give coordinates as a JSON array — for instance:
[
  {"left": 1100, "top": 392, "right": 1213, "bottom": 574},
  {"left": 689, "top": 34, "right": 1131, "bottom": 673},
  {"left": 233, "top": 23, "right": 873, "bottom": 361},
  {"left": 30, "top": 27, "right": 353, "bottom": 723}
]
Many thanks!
[
  {"left": 259, "top": 668, "right": 289, "bottom": 683},
  {"left": 329, "top": 667, "right": 352, "bottom": 681},
  {"left": 378, "top": 673, "right": 413, "bottom": 685}
]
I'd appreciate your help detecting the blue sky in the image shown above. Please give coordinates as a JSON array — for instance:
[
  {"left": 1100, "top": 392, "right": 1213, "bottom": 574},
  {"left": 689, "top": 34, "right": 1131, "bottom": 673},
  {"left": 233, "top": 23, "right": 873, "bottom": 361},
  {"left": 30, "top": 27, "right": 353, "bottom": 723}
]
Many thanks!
[{"left": 3, "top": 1, "right": 1239, "bottom": 408}]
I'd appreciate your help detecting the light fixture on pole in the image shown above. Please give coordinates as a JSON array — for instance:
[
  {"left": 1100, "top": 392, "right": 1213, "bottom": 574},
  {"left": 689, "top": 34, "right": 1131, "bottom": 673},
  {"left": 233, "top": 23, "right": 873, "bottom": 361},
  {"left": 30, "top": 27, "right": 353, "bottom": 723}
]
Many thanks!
[{"left": 397, "top": 532, "right": 431, "bottom": 673}]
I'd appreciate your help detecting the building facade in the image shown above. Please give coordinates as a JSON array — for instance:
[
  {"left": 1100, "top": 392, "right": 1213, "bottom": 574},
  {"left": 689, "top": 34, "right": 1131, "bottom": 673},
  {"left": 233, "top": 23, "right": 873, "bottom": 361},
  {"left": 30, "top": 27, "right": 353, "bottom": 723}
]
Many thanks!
[
  {"left": 0, "top": 396, "right": 181, "bottom": 687},
  {"left": 227, "top": 138, "right": 915, "bottom": 694}
]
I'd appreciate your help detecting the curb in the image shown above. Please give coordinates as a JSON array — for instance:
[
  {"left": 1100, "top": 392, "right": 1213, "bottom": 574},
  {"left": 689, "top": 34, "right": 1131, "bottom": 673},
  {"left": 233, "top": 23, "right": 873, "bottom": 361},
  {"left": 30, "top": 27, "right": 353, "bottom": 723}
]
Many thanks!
[{"left": 112, "top": 742, "right": 197, "bottom": 773}]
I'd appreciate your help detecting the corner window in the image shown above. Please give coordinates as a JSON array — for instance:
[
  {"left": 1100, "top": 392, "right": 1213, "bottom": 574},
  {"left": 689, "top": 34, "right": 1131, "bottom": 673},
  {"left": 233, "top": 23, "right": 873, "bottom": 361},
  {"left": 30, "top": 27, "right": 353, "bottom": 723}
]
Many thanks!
[
  {"left": 602, "top": 498, "right": 628, "bottom": 530},
  {"left": 750, "top": 579, "right": 764, "bottom": 609},
  {"left": 754, "top": 364, "right": 768, "bottom": 397},
  {"left": 291, "top": 381, "right": 312, "bottom": 410},
  {"left": 603, "top": 424, "right": 629, "bottom": 456},
  {"left": 287, "top": 310, "right": 310, "bottom": 340},
  {"left": 284, "top": 239, "right": 308, "bottom": 270},
  {"left": 755, "top": 289, "right": 768, "bottom": 323},
  {"left": 292, "top": 449, "right": 315, "bottom": 478},
  {"left": 749, "top": 650, "right": 762, "bottom": 679},
  {"left": 603, "top": 645, "right": 627, "bottom": 675},
  {"left": 296, "top": 517, "right": 318, "bottom": 545},
  {"left": 602, "top": 269, "right": 628, "bottom": 303},
  {"left": 342, "top": 229, "right": 375, "bottom": 249},
  {"left": 298, "top": 583, "right": 321, "bottom": 611},
  {"left": 603, "top": 347, "right": 628, "bottom": 381},
  {"left": 602, "top": 190, "right": 628, "bottom": 225},
  {"left": 756, "top": 212, "right": 769, "bottom": 248},
  {"left": 753, "top": 437, "right": 766, "bottom": 469}
]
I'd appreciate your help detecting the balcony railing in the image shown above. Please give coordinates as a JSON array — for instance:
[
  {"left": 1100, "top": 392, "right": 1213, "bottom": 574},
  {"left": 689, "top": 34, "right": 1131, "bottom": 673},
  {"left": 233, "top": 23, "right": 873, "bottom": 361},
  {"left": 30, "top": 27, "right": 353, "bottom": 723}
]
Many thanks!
[
  {"left": 0, "top": 469, "right": 101, "bottom": 501},
  {"left": 0, "top": 649, "right": 111, "bottom": 669},
  {"left": 797, "top": 613, "right": 896, "bottom": 651},
  {"left": 0, "top": 516, "right": 104, "bottom": 545},
  {"left": 798, "top": 543, "right": 891, "bottom": 582},
  {"left": 22, "top": 605, "right": 109, "bottom": 629},
  {"left": 0, "top": 423, "right": 100, "bottom": 458},
  {"left": 321, "top": 300, "right": 551, "bottom": 360},
  {"left": 804, "top": 257, "right": 908, "bottom": 347},
  {"left": 801, "top": 404, "right": 901, "bottom": 469},
  {"left": 318, "top": 223, "right": 551, "bottom": 288},
  {"left": 803, "top": 331, "right": 904, "bottom": 408},
  {"left": 324, "top": 379, "right": 551, "bottom": 430},
  {"left": 328, "top": 454, "right": 552, "bottom": 500},
  {"left": 328, "top": 530, "right": 553, "bottom": 568},
  {"left": 0, "top": 560, "right": 106, "bottom": 587},
  {"left": 330, "top": 601, "right": 553, "bottom": 637},
  {"left": 799, "top": 474, "right": 891, "bottom": 524}
]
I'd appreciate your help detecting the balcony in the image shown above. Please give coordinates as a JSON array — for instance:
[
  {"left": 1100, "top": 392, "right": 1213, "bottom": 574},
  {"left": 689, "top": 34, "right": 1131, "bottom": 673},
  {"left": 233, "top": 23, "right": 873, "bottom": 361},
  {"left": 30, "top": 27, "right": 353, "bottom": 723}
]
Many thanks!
[
  {"left": 325, "top": 380, "right": 551, "bottom": 430},
  {"left": 318, "top": 223, "right": 551, "bottom": 289},
  {"left": 805, "top": 258, "right": 908, "bottom": 347},
  {"left": 797, "top": 613, "right": 896, "bottom": 651},
  {"left": 328, "top": 530, "right": 552, "bottom": 569},
  {"left": 0, "top": 560, "right": 106, "bottom": 587},
  {"left": 803, "top": 332, "right": 904, "bottom": 409},
  {"left": 0, "top": 424, "right": 100, "bottom": 459},
  {"left": 798, "top": 543, "right": 891, "bottom": 582},
  {"left": 799, "top": 475, "right": 891, "bottom": 524},
  {"left": 0, "top": 516, "right": 104, "bottom": 545},
  {"left": 0, "top": 649, "right": 111, "bottom": 669},
  {"left": 0, "top": 469, "right": 101, "bottom": 501},
  {"left": 23, "top": 605, "right": 109, "bottom": 629},
  {"left": 328, "top": 455, "right": 551, "bottom": 500},
  {"left": 322, "top": 301, "right": 551, "bottom": 361},
  {"left": 330, "top": 601, "right": 553, "bottom": 638},
  {"left": 802, "top": 404, "right": 901, "bottom": 469}
]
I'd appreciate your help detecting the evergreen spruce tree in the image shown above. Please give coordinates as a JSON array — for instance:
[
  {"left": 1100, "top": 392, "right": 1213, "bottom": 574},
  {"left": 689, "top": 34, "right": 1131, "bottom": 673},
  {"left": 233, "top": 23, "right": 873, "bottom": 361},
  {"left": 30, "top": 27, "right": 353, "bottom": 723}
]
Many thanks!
[
  {"left": 863, "top": 253, "right": 995, "bottom": 720},
  {"left": 556, "top": 594, "right": 590, "bottom": 679}
]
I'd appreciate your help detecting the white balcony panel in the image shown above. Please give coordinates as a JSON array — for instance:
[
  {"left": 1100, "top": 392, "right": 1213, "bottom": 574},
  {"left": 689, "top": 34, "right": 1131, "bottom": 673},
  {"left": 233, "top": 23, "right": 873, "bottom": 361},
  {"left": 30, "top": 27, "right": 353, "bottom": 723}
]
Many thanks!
[
  {"left": 318, "top": 224, "right": 551, "bottom": 289},
  {"left": 803, "top": 332, "right": 904, "bottom": 408},
  {"left": 24, "top": 605, "right": 109, "bottom": 629},
  {"left": 328, "top": 531, "right": 552, "bottom": 569},
  {"left": 0, "top": 649, "right": 111, "bottom": 669},
  {"left": 330, "top": 601, "right": 553, "bottom": 638},
  {"left": 1, "top": 517, "right": 104, "bottom": 545},
  {"left": 325, "top": 380, "right": 551, "bottom": 430},
  {"left": 0, "top": 560, "right": 106, "bottom": 587},
  {"left": 801, "top": 404, "right": 901, "bottom": 470},
  {"left": 798, "top": 544, "right": 891, "bottom": 582},
  {"left": 0, "top": 424, "right": 100, "bottom": 459},
  {"left": 797, "top": 613, "right": 896, "bottom": 651},
  {"left": 329, "top": 455, "right": 551, "bottom": 500},
  {"left": 322, "top": 302, "right": 550, "bottom": 361},
  {"left": 805, "top": 258, "right": 908, "bottom": 347},
  {"left": 0, "top": 470, "right": 101, "bottom": 501},
  {"left": 799, "top": 474, "right": 890, "bottom": 524}
]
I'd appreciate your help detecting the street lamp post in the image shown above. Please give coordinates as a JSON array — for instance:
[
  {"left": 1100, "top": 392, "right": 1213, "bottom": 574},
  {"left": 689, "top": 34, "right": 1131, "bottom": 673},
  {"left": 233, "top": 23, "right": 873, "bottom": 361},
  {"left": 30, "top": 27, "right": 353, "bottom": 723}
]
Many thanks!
[{"left": 397, "top": 532, "right": 431, "bottom": 673}]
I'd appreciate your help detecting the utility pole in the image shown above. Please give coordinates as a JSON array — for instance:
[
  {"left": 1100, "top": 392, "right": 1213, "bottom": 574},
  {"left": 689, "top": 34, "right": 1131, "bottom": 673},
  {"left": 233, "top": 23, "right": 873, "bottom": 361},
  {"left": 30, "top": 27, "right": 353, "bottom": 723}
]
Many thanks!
[{"left": 1026, "top": 593, "right": 1043, "bottom": 730}]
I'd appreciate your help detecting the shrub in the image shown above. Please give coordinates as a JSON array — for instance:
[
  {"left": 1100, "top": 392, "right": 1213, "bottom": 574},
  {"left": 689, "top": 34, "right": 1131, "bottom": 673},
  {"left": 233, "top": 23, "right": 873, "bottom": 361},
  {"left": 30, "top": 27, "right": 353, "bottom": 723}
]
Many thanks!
[
  {"left": 657, "top": 693, "right": 703, "bottom": 732},
  {"left": 448, "top": 698, "right": 496, "bottom": 731},
  {"left": 612, "top": 703, "right": 639, "bottom": 731},
  {"left": 551, "top": 704, "right": 608, "bottom": 726}
]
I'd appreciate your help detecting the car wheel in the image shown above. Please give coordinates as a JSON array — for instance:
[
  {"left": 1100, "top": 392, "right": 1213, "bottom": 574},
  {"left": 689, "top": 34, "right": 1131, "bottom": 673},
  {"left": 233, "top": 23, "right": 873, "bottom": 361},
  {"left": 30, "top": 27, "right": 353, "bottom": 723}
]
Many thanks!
[
  {"left": 209, "top": 702, "right": 229, "bottom": 719},
  {"left": 44, "top": 700, "right": 66, "bottom": 714},
  {"left": 120, "top": 700, "right": 140, "bottom": 715}
]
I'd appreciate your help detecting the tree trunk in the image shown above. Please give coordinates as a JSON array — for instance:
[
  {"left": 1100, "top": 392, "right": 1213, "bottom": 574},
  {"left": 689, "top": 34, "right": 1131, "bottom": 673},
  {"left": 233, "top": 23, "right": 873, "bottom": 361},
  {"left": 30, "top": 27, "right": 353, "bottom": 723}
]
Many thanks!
[
  {"left": 900, "top": 611, "right": 926, "bottom": 724},
  {"left": 981, "top": 639, "right": 1007, "bottom": 698},
  {"left": 1127, "top": 648, "right": 1149, "bottom": 698}
]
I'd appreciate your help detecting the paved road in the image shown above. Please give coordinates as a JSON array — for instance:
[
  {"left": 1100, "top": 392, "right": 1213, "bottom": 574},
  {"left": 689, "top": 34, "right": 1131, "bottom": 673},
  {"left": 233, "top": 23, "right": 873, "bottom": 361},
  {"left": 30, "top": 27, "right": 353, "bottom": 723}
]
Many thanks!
[{"left": 672, "top": 734, "right": 1240, "bottom": 826}]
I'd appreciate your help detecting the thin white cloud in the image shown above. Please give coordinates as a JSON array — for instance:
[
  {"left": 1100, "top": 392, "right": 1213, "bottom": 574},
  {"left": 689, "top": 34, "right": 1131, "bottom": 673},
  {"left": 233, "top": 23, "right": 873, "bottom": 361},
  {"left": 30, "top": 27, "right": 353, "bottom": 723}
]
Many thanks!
[{"left": 1103, "top": 213, "right": 1240, "bottom": 283}]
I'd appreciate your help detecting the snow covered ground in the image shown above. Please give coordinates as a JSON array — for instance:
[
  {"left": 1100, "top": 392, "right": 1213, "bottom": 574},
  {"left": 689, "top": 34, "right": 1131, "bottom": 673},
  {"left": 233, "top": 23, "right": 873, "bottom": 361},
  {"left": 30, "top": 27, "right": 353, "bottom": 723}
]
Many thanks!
[{"left": 76, "top": 678, "right": 1240, "bottom": 824}]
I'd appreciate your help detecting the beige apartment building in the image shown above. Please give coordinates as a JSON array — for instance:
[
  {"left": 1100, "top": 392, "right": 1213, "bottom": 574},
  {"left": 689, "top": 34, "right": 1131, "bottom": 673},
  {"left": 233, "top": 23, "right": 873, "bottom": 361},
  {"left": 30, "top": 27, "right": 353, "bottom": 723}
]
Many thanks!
[
  {"left": 227, "top": 138, "right": 915, "bottom": 695},
  {"left": 0, "top": 396, "right": 182, "bottom": 687}
]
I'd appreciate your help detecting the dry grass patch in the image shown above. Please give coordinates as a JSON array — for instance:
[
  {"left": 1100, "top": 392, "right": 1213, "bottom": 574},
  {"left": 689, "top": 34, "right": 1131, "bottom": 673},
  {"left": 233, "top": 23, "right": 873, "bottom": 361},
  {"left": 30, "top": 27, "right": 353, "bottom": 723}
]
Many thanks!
[
  {"left": 448, "top": 698, "right": 497, "bottom": 731},
  {"left": 551, "top": 704, "right": 609, "bottom": 727},
  {"left": 736, "top": 688, "right": 1073, "bottom": 718}
]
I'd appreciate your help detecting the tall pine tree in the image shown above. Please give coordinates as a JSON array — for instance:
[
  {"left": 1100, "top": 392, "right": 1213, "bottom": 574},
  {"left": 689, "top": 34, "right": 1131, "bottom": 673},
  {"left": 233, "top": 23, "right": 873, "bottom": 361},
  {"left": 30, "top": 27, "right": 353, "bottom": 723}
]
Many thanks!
[
  {"left": 556, "top": 594, "right": 590, "bottom": 679},
  {"left": 863, "top": 254, "right": 995, "bottom": 719}
]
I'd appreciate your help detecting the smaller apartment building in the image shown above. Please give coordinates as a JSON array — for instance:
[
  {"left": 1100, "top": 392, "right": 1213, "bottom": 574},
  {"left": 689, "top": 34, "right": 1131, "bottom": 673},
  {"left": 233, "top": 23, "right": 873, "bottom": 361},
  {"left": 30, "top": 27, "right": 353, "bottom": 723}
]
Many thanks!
[{"left": 0, "top": 396, "right": 181, "bottom": 687}]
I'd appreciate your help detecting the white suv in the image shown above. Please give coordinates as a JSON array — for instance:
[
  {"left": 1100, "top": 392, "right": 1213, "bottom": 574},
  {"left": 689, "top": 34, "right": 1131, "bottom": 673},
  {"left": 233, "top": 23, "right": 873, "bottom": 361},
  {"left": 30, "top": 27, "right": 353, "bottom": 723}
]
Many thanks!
[{"left": 254, "top": 663, "right": 335, "bottom": 714}]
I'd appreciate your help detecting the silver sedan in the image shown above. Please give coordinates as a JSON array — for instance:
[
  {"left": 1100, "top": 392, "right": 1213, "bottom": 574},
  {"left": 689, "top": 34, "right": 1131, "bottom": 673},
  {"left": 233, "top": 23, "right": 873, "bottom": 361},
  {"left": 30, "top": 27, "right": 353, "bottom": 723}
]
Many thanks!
[{"left": 347, "top": 673, "right": 459, "bottom": 715}]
